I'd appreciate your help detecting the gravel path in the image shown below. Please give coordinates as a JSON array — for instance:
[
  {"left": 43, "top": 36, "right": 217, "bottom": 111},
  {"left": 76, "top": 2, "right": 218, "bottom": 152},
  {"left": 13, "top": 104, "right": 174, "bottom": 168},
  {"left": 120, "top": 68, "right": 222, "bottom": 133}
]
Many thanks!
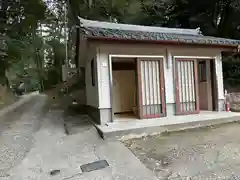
[
  {"left": 0, "top": 95, "right": 47, "bottom": 177},
  {"left": 124, "top": 123, "right": 240, "bottom": 180}
]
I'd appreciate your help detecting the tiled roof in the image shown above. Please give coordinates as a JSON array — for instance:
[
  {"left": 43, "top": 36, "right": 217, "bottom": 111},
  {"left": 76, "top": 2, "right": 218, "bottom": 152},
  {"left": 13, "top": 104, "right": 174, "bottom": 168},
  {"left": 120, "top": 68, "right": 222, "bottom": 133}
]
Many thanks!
[{"left": 79, "top": 18, "right": 239, "bottom": 47}]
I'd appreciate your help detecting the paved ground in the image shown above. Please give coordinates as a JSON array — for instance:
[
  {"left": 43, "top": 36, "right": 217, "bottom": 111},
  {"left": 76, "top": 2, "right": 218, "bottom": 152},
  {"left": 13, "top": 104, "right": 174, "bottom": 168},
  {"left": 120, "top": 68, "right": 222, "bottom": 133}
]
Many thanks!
[
  {"left": 4, "top": 95, "right": 240, "bottom": 180},
  {"left": 0, "top": 94, "right": 157, "bottom": 180},
  {"left": 124, "top": 123, "right": 240, "bottom": 180},
  {"left": 0, "top": 95, "right": 46, "bottom": 177}
]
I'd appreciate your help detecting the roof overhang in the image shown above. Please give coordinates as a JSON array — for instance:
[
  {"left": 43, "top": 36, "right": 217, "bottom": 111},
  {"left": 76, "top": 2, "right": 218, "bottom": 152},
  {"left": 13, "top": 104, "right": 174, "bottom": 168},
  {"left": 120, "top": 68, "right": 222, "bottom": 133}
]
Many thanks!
[
  {"left": 87, "top": 36, "right": 239, "bottom": 50},
  {"left": 79, "top": 18, "right": 239, "bottom": 51}
]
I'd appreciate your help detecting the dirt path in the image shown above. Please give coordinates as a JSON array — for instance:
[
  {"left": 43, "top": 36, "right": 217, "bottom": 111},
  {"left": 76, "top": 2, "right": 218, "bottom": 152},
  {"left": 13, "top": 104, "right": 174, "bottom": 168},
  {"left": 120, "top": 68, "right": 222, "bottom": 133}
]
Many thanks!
[
  {"left": 0, "top": 95, "right": 47, "bottom": 177},
  {"left": 124, "top": 123, "right": 240, "bottom": 180}
]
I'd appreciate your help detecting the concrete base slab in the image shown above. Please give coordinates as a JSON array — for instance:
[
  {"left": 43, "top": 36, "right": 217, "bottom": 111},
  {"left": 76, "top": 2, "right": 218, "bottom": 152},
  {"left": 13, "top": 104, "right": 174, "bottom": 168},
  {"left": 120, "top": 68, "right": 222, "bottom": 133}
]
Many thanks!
[
  {"left": 64, "top": 115, "right": 93, "bottom": 135},
  {"left": 8, "top": 110, "right": 159, "bottom": 180},
  {"left": 95, "top": 111, "right": 240, "bottom": 140}
]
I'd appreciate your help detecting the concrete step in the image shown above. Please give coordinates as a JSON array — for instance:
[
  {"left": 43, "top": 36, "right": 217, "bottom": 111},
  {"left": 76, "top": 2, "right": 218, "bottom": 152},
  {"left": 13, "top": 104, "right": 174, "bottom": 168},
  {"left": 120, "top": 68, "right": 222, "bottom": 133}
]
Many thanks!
[{"left": 94, "top": 112, "right": 240, "bottom": 140}]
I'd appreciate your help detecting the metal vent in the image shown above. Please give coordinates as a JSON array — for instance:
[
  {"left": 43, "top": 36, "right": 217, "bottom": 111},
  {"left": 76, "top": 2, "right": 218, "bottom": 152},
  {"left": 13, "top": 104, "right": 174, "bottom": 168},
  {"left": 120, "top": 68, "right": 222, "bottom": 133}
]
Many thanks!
[{"left": 80, "top": 160, "right": 109, "bottom": 173}]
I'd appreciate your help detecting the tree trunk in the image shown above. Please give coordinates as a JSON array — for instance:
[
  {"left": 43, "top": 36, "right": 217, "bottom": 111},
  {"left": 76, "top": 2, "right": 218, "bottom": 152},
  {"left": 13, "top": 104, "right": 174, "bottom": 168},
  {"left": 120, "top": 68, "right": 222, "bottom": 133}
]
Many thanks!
[
  {"left": 75, "top": 27, "right": 80, "bottom": 74},
  {"left": 0, "top": 0, "right": 8, "bottom": 32},
  {"left": 68, "top": 0, "right": 80, "bottom": 76},
  {"left": 217, "top": 1, "right": 231, "bottom": 37},
  {"left": 0, "top": 0, "right": 9, "bottom": 87}
]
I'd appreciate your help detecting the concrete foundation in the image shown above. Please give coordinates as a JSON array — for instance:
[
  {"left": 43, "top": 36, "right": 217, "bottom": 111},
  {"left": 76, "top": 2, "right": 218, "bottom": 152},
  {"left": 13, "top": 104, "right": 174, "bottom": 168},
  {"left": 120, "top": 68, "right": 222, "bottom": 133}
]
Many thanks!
[
  {"left": 218, "top": 99, "right": 225, "bottom": 111},
  {"left": 94, "top": 111, "right": 240, "bottom": 140},
  {"left": 86, "top": 106, "right": 101, "bottom": 124},
  {"left": 166, "top": 103, "right": 175, "bottom": 116},
  {"left": 100, "top": 108, "right": 112, "bottom": 124},
  {"left": 87, "top": 106, "right": 112, "bottom": 125},
  {"left": 87, "top": 99, "right": 226, "bottom": 126}
]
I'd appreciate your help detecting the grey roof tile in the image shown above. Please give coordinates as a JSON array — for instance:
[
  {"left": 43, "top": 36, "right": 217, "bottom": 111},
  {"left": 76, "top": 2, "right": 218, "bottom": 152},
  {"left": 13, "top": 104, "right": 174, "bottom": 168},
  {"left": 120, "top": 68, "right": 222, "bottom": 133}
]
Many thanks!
[{"left": 79, "top": 18, "right": 239, "bottom": 46}]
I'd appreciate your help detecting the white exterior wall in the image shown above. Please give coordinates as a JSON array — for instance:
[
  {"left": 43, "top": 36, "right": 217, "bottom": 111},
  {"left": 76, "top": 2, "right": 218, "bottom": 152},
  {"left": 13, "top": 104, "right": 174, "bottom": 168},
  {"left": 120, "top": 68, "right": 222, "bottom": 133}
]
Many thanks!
[
  {"left": 215, "top": 54, "right": 225, "bottom": 100},
  {"left": 95, "top": 43, "right": 227, "bottom": 109},
  {"left": 85, "top": 45, "right": 99, "bottom": 108},
  {"left": 79, "top": 33, "right": 100, "bottom": 108}
]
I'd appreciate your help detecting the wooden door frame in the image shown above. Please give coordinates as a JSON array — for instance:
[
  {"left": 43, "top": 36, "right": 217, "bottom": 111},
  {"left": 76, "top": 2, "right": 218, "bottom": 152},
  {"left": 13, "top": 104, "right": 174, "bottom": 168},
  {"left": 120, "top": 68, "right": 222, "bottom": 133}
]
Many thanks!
[
  {"left": 210, "top": 59, "right": 219, "bottom": 111},
  {"left": 196, "top": 58, "right": 218, "bottom": 111},
  {"left": 175, "top": 58, "right": 200, "bottom": 115},
  {"left": 108, "top": 54, "right": 166, "bottom": 122}
]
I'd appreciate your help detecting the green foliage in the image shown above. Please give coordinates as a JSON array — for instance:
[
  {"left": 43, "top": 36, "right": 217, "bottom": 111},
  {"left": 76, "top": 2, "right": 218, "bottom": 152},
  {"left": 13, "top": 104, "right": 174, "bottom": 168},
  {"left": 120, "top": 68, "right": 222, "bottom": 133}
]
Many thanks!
[
  {"left": 166, "top": 0, "right": 240, "bottom": 38},
  {"left": 0, "top": 0, "right": 70, "bottom": 90},
  {"left": 0, "top": 0, "right": 47, "bottom": 87},
  {"left": 223, "top": 57, "right": 240, "bottom": 86},
  {"left": 2, "top": 0, "right": 240, "bottom": 91}
]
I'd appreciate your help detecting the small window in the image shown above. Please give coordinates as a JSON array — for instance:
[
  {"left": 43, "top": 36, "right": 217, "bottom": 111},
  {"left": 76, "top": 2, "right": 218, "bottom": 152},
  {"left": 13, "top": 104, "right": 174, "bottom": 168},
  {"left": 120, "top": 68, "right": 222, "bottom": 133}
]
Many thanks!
[
  {"left": 91, "top": 58, "right": 95, "bottom": 86},
  {"left": 199, "top": 61, "right": 207, "bottom": 82}
]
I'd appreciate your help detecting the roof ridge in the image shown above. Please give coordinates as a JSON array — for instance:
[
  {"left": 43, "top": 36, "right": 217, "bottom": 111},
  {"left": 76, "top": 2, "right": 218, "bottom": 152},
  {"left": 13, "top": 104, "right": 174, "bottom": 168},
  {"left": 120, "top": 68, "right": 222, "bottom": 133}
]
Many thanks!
[{"left": 79, "top": 17, "right": 202, "bottom": 36}]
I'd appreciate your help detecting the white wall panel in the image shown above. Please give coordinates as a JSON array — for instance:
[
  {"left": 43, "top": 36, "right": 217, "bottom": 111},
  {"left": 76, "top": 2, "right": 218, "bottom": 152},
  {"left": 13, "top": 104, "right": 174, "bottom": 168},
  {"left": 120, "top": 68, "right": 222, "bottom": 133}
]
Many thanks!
[
  {"left": 97, "top": 50, "right": 111, "bottom": 109},
  {"left": 85, "top": 47, "right": 99, "bottom": 108},
  {"left": 215, "top": 55, "right": 224, "bottom": 99}
]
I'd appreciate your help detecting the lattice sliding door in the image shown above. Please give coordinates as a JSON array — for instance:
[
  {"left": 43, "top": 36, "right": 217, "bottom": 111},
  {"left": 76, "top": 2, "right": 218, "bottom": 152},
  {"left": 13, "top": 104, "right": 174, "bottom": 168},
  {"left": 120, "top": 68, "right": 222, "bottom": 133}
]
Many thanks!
[
  {"left": 137, "top": 59, "right": 166, "bottom": 119},
  {"left": 175, "top": 59, "right": 199, "bottom": 115}
]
